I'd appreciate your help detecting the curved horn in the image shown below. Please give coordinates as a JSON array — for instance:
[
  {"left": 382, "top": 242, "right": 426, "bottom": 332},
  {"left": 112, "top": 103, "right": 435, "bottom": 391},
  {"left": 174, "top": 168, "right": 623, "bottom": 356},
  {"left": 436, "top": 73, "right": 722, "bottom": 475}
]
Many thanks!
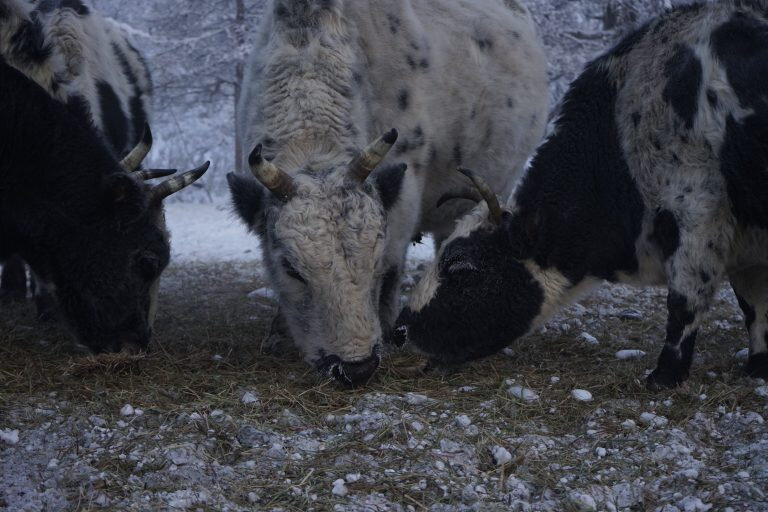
[
  {"left": 148, "top": 161, "right": 210, "bottom": 203},
  {"left": 121, "top": 123, "right": 153, "bottom": 172},
  {"left": 436, "top": 187, "right": 483, "bottom": 209},
  {"left": 248, "top": 144, "right": 296, "bottom": 201},
  {"left": 347, "top": 129, "right": 398, "bottom": 183},
  {"left": 457, "top": 168, "right": 503, "bottom": 225},
  {"left": 134, "top": 169, "right": 177, "bottom": 181}
]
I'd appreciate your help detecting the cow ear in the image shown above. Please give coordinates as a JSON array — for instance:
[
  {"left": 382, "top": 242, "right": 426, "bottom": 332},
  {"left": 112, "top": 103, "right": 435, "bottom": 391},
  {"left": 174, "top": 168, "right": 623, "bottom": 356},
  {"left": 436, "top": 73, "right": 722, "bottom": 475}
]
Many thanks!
[
  {"left": 374, "top": 163, "right": 407, "bottom": 211},
  {"left": 227, "top": 172, "right": 266, "bottom": 230},
  {"left": 103, "top": 173, "right": 146, "bottom": 222}
]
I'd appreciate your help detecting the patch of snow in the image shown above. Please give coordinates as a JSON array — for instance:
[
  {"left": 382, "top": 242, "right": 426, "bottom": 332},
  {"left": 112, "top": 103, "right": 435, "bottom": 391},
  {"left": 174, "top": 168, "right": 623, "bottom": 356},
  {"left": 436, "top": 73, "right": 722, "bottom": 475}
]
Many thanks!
[
  {"left": 616, "top": 350, "right": 647, "bottom": 360},
  {"left": 755, "top": 386, "right": 768, "bottom": 398},
  {"left": 571, "top": 389, "right": 593, "bottom": 402},
  {"left": 241, "top": 391, "right": 259, "bottom": 406}
]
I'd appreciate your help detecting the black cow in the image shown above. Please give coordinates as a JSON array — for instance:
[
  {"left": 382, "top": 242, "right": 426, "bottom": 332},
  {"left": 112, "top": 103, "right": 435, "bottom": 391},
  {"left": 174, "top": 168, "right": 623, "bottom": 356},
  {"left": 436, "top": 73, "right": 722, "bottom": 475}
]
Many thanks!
[
  {"left": 393, "top": 0, "right": 768, "bottom": 389},
  {"left": 0, "top": 58, "right": 208, "bottom": 353}
]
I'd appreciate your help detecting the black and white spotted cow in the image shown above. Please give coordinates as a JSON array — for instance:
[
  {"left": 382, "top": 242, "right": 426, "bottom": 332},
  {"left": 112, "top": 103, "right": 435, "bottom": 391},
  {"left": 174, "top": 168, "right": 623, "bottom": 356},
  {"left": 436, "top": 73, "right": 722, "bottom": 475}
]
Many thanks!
[
  {"left": 393, "top": 0, "right": 768, "bottom": 389},
  {"left": 0, "top": 0, "right": 155, "bottom": 315},
  {"left": 228, "top": 0, "right": 548, "bottom": 386},
  {"left": 0, "top": 57, "right": 209, "bottom": 353}
]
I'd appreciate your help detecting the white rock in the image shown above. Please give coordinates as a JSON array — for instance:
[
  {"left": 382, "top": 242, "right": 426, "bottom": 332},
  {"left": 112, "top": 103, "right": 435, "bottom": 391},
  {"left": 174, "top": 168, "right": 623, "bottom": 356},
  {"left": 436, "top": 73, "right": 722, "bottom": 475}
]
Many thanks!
[
  {"left": 508, "top": 386, "right": 539, "bottom": 401},
  {"left": 332, "top": 479, "right": 348, "bottom": 497},
  {"left": 678, "top": 496, "right": 712, "bottom": 511},
  {"left": 755, "top": 386, "right": 768, "bottom": 398},
  {"left": 455, "top": 415, "right": 472, "bottom": 428},
  {"left": 491, "top": 446, "right": 512, "bottom": 466},
  {"left": 1, "top": 429, "right": 20, "bottom": 445},
  {"left": 134, "top": 408, "right": 144, "bottom": 416},
  {"left": 595, "top": 447, "right": 607, "bottom": 458},
  {"left": 621, "top": 419, "right": 637, "bottom": 430},
  {"left": 616, "top": 350, "right": 647, "bottom": 360},
  {"left": 120, "top": 404, "right": 135, "bottom": 417},
  {"left": 247, "top": 492, "right": 259, "bottom": 503},
  {"left": 248, "top": 287, "right": 276, "bottom": 300},
  {"left": 734, "top": 348, "right": 749, "bottom": 361},
  {"left": 404, "top": 393, "right": 429, "bottom": 405},
  {"left": 47, "top": 458, "right": 59, "bottom": 469},
  {"left": 345, "top": 473, "right": 361, "bottom": 483},
  {"left": 550, "top": 376, "right": 561, "bottom": 384},
  {"left": 579, "top": 332, "right": 599, "bottom": 345},
  {"left": 569, "top": 491, "right": 597, "bottom": 511},
  {"left": 639, "top": 412, "right": 669, "bottom": 427},
  {"left": 571, "top": 389, "right": 593, "bottom": 402},
  {"left": 241, "top": 391, "right": 259, "bottom": 406},
  {"left": 435, "top": 460, "right": 446, "bottom": 471}
]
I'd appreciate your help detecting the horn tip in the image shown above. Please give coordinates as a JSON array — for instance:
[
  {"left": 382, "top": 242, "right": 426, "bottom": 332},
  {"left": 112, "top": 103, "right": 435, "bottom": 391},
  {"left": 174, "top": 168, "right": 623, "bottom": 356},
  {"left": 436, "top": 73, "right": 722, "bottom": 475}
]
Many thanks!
[
  {"left": 383, "top": 129, "right": 398, "bottom": 145},
  {"left": 248, "top": 145, "right": 263, "bottom": 167},
  {"left": 197, "top": 161, "right": 211, "bottom": 175}
]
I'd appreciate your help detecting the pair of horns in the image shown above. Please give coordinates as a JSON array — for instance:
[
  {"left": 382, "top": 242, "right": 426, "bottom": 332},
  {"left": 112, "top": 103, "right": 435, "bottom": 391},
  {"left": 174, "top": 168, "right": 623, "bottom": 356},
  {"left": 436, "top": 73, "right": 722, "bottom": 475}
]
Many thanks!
[
  {"left": 248, "top": 129, "right": 399, "bottom": 201},
  {"left": 437, "top": 168, "right": 503, "bottom": 225},
  {"left": 120, "top": 123, "right": 211, "bottom": 202}
]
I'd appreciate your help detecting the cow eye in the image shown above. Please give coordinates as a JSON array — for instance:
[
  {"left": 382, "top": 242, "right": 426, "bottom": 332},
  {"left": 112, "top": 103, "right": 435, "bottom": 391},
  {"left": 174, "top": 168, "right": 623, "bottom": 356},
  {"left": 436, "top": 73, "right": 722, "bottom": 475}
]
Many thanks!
[{"left": 282, "top": 259, "right": 307, "bottom": 284}]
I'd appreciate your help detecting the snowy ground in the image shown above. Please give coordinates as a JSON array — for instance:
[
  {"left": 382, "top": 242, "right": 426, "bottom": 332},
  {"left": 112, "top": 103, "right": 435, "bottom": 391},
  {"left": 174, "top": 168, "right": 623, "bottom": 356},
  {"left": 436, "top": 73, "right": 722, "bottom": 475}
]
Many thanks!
[{"left": 2, "top": 201, "right": 768, "bottom": 511}]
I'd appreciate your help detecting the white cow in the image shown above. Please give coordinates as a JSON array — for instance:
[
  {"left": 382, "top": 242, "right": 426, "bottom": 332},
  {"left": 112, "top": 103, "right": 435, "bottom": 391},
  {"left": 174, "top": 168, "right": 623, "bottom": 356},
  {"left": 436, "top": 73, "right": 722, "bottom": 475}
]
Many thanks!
[{"left": 229, "top": 0, "right": 548, "bottom": 385}]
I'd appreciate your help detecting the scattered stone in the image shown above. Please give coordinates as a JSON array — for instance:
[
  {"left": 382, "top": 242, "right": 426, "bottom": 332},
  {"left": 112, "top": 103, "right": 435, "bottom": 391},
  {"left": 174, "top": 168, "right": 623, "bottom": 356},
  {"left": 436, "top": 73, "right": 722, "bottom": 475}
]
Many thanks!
[
  {"left": 332, "top": 479, "right": 348, "bottom": 497},
  {"left": 571, "top": 389, "right": 593, "bottom": 402},
  {"left": 345, "top": 473, "right": 361, "bottom": 483},
  {"left": 491, "top": 446, "right": 512, "bottom": 466},
  {"left": 618, "top": 308, "right": 643, "bottom": 321},
  {"left": 508, "top": 385, "right": 539, "bottom": 401},
  {"left": 579, "top": 332, "right": 599, "bottom": 345},
  {"left": 120, "top": 404, "right": 135, "bottom": 417},
  {"left": 404, "top": 393, "right": 429, "bottom": 405},
  {"left": 734, "top": 348, "right": 749, "bottom": 361},
  {"left": 595, "top": 447, "right": 606, "bottom": 458},
  {"left": 0, "top": 429, "right": 19, "bottom": 445},
  {"left": 241, "top": 391, "right": 259, "bottom": 406},
  {"left": 616, "top": 350, "right": 647, "bottom": 360},
  {"left": 622, "top": 419, "right": 637, "bottom": 430},
  {"left": 88, "top": 416, "right": 107, "bottom": 427},
  {"left": 569, "top": 491, "right": 597, "bottom": 511},
  {"left": 639, "top": 412, "right": 669, "bottom": 427},
  {"left": 550, "top": 376, "right": 561, "bottom": 384},
  {"left": 755, "top": 386, "right": 768, "bottom": 398},
  {"left": 455, "top": 415, "right": 472, "bottom": 428}
]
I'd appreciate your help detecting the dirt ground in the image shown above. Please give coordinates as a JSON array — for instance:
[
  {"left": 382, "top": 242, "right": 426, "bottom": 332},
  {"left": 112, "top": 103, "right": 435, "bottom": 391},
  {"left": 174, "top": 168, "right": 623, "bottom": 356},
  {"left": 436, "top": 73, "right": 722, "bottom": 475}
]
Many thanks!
[{"left": 1, "top": 257, "right": 767, "bottom": 512}]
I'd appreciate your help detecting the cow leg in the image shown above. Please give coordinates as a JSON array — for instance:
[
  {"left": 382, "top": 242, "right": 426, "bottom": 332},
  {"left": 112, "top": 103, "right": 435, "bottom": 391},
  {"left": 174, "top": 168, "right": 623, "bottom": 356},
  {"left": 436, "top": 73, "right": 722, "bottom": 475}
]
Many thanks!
[
  {"left": 32, "top": 274, "right": 58, "bottom": 322},
  {"left": 0, "top": 254, "right": 28, "bottom": 303},
  {"left": 647, "top": 244, "right": 723, "bottom": 391},
  {"left": 730, "top": 267, "right": 768, "bottom": 378}
]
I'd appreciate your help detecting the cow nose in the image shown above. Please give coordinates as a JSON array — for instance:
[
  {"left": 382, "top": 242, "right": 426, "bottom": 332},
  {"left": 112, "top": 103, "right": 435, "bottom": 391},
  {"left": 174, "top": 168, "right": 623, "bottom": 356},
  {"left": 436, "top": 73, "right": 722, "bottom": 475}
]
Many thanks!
[{"left": 331, "top": 349, "right": 381, "bottom": 387}]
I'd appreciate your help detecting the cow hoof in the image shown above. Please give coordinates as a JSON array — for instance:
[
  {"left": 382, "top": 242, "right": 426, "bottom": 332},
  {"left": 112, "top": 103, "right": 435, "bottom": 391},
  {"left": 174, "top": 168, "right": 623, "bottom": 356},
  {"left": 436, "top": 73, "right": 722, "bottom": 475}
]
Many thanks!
[
  {"left": 745, "top": 353, "right": 768, "bottom": 379},
  {"left": 646, "top": 367, "right": 686, "bottom": 391}
]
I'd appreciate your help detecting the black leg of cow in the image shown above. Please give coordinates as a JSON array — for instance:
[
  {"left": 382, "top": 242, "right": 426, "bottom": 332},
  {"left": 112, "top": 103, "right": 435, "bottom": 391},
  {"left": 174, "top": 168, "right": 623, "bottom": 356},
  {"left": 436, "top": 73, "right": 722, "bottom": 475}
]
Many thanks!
[
  {"left": 32, "top": 275, "right": 58, "bottom": 322},
  {"left": 730, "top": 267, "right": 768, "bottom": 379},
  {"left": 0, "top": 254, "right": 27, "bottom": 303}
]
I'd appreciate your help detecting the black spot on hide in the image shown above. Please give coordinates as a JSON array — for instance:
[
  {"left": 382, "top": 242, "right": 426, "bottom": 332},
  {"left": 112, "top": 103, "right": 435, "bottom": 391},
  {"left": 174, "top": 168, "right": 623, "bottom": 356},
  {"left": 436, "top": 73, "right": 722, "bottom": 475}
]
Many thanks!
[
  {"left": 374, "top": 163, "right": 407, "bottom": 210},
  {"left": 662, "top": 45, "right": 702, "bottom": 130},
  {"left": 651, "top": 209, "right": 680, "bottom": 260},
  {"left": 398, "top": 89, "right": 409, "bottom": 110},
  {"left": 97, "top": 81, "right": 128, "bottom": 155},
  {"left": 227, "top": 173, "right": 266, "bottom": 230},
  {"left": 11, "top": 17, "right": 51, "bottom": 65}
]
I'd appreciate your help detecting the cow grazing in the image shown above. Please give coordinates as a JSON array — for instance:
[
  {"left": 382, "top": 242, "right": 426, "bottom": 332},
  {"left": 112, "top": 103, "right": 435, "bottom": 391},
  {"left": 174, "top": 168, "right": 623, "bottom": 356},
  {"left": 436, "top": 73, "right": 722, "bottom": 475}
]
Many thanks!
[
  {"left": 0, "top": 0, "right": 155, "bottom": 316},
  {"left": 393, "top": 0, "right": 768, "bottom": 389},
  {"left": 228, "top": 0, "right": 548, "bottom": 386},
  {"left": 0, "top": 58, "right": 208, "bottom": 353}
]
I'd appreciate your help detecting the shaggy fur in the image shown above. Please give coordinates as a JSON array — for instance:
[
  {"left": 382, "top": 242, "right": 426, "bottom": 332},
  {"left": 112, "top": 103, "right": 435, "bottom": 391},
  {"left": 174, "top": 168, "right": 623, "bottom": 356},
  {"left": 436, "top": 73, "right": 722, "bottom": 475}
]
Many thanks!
[
  {"left": 0, "top": 59, "right": 168, "bottom": 353},
  {"left": 395, "top": 0, "right": 768, "bottom": 389},
  {"left": 0, "top": 0, "right": 155, "bottom": 319},
  {"left": 231, "top": 0, "right": 548, "bottom": 383}
]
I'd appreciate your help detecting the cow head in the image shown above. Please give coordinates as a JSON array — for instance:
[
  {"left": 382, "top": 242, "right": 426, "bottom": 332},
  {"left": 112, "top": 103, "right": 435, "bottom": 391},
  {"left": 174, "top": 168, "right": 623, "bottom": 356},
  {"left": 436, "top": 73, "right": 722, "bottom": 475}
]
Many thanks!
[
  {"left": 51, "top": 127, "right": 209, "bottom": 353},
  {"left": 228, "top": 130, "right": 408, "bottom": 386},
  {"left": 390, "top": 170, "right": 544, "bottom": 367}
]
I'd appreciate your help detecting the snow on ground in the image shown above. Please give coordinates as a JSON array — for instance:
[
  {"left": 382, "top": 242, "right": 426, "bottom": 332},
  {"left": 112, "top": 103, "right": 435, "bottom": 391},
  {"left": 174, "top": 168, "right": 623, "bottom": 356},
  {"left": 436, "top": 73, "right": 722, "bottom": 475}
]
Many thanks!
[{"left": 164, "top": 200, "right": 436, "bottom": 266}]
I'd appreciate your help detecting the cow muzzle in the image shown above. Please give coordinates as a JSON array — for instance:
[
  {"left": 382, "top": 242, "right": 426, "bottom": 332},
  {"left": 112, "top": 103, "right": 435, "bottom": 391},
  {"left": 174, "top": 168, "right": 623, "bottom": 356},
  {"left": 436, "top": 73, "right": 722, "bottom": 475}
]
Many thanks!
[{"left": 316, "top": 346, "right": 381, "bottom": 387}]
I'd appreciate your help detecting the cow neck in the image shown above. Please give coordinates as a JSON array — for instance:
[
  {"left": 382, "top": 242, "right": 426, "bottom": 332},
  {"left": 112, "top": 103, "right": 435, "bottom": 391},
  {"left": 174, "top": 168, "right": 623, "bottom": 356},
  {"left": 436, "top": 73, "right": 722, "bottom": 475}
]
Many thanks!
[{"left": 264, "top": 24, "right": 363, "bottom": 173}]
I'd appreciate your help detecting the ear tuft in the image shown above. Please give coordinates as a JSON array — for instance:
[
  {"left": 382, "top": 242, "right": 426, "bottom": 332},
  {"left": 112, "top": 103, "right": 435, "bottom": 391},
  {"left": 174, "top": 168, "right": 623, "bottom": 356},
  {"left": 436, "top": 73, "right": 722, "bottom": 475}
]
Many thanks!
[
  {"left": 227, "top": 172, "right": 266, "bottom": 228},
  {"left": 374, "top": 163, "right": 407, "bottom": 211}
]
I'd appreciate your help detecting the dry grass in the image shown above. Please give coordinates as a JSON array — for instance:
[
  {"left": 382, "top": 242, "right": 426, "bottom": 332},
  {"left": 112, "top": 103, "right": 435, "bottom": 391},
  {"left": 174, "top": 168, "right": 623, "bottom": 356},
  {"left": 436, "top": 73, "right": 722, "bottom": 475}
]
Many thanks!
[{"left": 1, "top": 262, "right": 765, "bottom": 511}]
